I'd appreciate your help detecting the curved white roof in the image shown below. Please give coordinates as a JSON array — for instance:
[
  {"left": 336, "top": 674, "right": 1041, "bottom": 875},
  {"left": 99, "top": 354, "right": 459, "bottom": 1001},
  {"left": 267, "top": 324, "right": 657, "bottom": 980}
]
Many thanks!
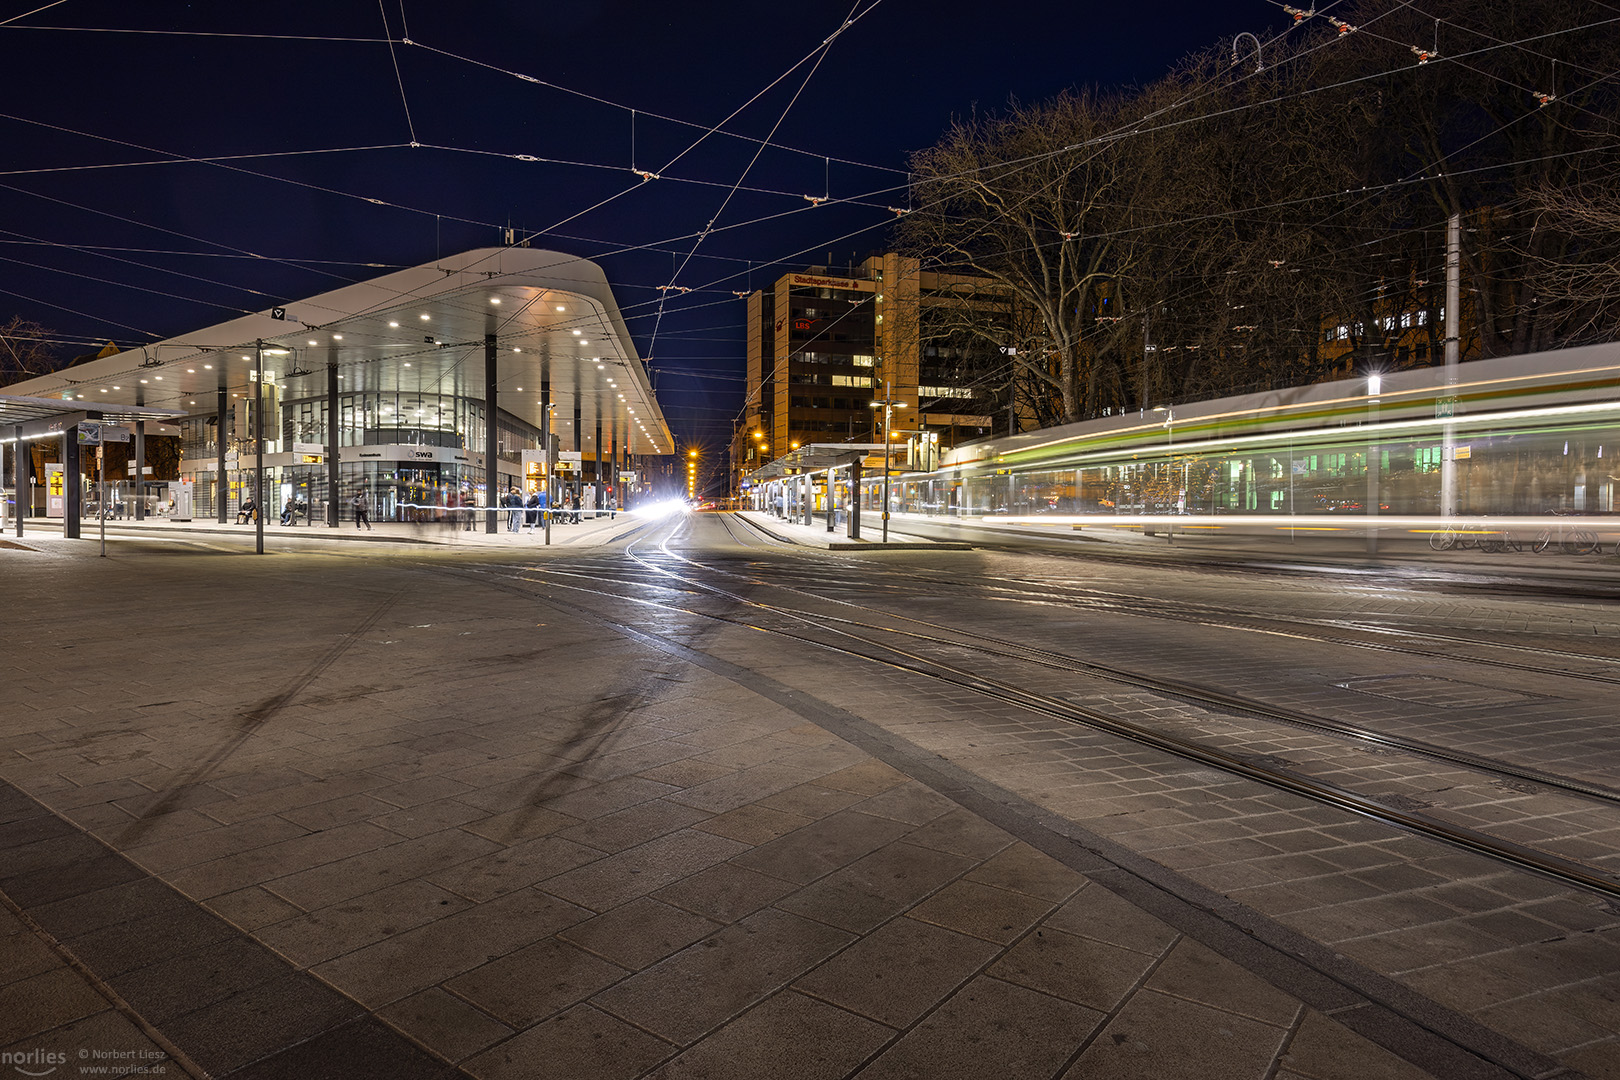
[{"left": 2, "top": 247, "right": 671, "bottom": 456}]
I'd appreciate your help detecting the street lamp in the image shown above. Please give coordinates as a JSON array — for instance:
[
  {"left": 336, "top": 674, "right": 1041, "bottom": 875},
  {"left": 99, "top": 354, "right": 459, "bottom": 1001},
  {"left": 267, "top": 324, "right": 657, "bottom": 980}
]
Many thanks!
[
  {"left": 1152, "top": 404, "right": 1180, "bottom": 541},
  {"left": 870, "top": 381, "right": 907, "bottom": 542},
  {"left": 1366, "top": 371, "right": 1382, "bottom": 555},
  {"left": 253, "top": 340, "right": 291, "bottom": 556}
]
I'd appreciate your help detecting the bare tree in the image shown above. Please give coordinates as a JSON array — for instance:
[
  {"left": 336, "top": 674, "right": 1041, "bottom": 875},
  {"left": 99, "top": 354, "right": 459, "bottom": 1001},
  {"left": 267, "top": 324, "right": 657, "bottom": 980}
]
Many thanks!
[
  {"left": 1520, "top": 167, "right": 1620, "bottom": 343},
  {"left": 899, "top": 91, "right": 1148, "bottom": 424},
  {"left": 0, "top": 317, "right": 60, "bottom": 386}
]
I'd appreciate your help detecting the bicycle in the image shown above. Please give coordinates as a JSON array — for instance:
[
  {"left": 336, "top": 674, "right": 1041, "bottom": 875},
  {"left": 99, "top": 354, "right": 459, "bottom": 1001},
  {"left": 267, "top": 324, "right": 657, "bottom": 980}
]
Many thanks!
[
  {"left": 1428, "top": 525, "right": 1460, "bottom": 551},
  {"left": 1533, "top": 525, "right": 1602, "bottom": 555}
]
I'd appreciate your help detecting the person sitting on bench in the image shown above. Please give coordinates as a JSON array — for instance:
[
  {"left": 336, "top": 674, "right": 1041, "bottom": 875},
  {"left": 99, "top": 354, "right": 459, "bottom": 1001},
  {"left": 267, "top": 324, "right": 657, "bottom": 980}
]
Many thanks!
[{"left": 236, "top": 498, "right": 258, "bottom": 524}]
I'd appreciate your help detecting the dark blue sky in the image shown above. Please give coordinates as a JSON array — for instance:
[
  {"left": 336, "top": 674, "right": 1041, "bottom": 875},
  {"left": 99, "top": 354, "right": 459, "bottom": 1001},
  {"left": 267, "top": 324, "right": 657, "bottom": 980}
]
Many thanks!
[{"left": 0, "top": 0, "right": 1283, "bottom": 448}]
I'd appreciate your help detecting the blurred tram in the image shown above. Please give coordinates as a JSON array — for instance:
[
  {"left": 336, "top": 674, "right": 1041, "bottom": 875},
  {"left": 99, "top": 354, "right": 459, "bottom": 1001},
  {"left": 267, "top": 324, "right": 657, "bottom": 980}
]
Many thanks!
[{"left": 846, "top": 341, "right": 1620, "bottom": 541}]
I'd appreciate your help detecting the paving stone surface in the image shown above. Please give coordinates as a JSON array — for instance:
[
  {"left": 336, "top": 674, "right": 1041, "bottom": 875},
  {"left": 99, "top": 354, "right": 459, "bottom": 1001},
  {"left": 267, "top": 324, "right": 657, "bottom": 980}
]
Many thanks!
[{"left": 6, "top": 518, "right": 1616, "bottom": 1077}]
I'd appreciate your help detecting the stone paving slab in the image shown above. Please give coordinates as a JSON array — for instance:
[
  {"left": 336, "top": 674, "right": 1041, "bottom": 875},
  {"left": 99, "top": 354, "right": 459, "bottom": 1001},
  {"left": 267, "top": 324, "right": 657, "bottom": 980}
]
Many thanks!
[{"left": 0, "top": 526, "right": 1572, "bottom": 1079}]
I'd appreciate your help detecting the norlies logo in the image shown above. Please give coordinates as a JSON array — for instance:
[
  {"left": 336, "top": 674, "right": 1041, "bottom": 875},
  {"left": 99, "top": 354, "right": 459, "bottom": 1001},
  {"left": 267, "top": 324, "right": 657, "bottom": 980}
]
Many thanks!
[{"left": 2, "top": 1048, "right": 66, "bottom": 1076}]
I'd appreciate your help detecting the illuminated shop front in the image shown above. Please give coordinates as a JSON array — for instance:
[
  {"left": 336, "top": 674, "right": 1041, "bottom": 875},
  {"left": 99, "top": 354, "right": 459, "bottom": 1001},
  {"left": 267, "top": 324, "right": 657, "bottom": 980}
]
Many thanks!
[{"left": 6, "top": 248, "right": 673, "bottom": 532}]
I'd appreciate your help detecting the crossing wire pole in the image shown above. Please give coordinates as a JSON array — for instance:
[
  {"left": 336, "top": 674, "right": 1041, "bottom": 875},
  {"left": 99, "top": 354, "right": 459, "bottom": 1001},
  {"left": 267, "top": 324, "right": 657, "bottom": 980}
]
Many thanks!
[
  {"left": 1440, "top": 212, "right": 1461, "bottom": 518},
  {"left": 98, "top": 439, "right": 105, "bottom": 558},
  {"left": 255, "top": 339, "right": 265, "bottom": 556}
]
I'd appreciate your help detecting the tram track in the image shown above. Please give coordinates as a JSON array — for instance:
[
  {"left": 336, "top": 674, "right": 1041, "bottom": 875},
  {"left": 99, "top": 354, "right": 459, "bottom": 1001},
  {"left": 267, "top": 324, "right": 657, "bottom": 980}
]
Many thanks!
[
  {"left": 520, "top": 548, "right": 1620, "bottom": 810},
  {"left": 907, "top": 522, "right": 1620, "bottom": 605},
  {"left": 743, "top": 552, "right": 1620, "bottom": 686},
  {"left": 450, "top": 520, "right": 1620, "bottom": 904}
]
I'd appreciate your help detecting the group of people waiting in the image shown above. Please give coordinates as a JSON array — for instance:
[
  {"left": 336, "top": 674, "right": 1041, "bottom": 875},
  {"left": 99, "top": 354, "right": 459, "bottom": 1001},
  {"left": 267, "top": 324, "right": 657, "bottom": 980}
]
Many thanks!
[
  {"left": 497, "top": 487, "right": 618, "bottom": 532},
  {"left": 235, "top": 488, "right": 616, "bottom": 533}
]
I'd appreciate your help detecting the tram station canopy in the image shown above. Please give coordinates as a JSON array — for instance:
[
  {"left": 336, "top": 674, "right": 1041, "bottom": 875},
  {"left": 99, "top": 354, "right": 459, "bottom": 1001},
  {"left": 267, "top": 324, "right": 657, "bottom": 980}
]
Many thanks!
[
  {"left": 749, "top": 443, "right": 883, "bottom": 480},
  {"left": 2, "top": 247, "right": 671, "bottom": 456},
  {"left": 0, "top": 394, "right": 183, "bottom": 434}
]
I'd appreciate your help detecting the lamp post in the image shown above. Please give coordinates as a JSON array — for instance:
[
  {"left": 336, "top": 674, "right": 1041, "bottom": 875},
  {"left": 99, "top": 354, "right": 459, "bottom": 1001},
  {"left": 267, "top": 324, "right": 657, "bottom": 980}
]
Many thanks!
[
  {"left": 870, "top": 381, "right": 906, "bottom": 542},
  {"left": 251, "top": 341, "right": 292, "bottom": 555},
  {"left": 1366, "top": 372, "right": 1381, "bottom": 555},
  {"left": 1153, "top": 405, "right": 1177, "bottom": 542}
]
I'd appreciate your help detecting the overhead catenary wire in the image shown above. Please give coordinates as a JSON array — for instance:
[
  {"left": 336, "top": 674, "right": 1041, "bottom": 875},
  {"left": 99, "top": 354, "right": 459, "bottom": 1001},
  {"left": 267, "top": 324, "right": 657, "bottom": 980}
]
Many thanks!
[
  {"left": 376, "top": 0, "right": 419, "bottom": 146},
  {"left": 646, "top": 1, "right": 868, "bottom": 360},
  {"left": 3, "top": 1, "right": 1612, "bottom": 447}
]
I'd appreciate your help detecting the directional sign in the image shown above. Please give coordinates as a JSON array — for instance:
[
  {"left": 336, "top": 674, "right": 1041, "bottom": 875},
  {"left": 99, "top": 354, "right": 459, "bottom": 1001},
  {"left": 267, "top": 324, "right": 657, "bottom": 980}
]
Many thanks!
[
  {"left": 101, "top": 426, "right": 131, "bottom": 443},
  {"left": 77, "top": 422, "right": 102, "bottom": 445}
]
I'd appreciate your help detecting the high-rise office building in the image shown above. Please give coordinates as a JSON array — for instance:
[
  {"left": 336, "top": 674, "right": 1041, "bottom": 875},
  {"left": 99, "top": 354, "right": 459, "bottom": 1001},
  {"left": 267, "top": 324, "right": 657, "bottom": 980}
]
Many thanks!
[{"left": 733, "top": 253, "right": 1003, "bottom": 493}]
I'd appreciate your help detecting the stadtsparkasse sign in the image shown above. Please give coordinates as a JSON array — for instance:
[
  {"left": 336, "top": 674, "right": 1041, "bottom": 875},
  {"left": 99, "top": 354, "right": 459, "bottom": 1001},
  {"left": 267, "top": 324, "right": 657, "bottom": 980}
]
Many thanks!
[{"left": 790, "top": 274, "right": 868, "bottom": 290}]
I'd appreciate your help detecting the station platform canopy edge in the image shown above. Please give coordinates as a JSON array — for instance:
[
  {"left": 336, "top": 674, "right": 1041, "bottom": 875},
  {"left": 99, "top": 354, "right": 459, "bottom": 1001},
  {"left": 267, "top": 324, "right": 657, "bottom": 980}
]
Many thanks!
[
  {"left": 0, "top": 247, "right": 672, "bottom": 458},
  {"left": 749, "top": 443, "right": 884, "bottom": 481}
]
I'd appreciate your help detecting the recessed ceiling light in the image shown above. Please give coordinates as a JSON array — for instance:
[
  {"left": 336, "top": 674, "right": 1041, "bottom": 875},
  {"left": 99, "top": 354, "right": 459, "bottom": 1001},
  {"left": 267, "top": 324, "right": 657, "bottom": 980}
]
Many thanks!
[
  {"left": 333, "top": 334, "right": 343, "bottom": 340},
  {"left": 512, "top": 347, "right": 521, "bottom": 353},
  {"left": 580, "top": 340, "right": 589, "bottom": 345},
  {"left": 113, "top": 385, "right": 120, "bottom": 389},
  {"left": 420, "top": 314, "right": 430, "bottom": 321},
  {"left": 100, "top": 388, "right": 107, "bottom": 392},
  {"left": 516, "top": 387, "right": 522, "bottom": 391},
  {"left": 140, "top": 379, "right": 148, "bottom": 384},
  {"left": 403, "top": 362, "right": 411, "bottom": 367},
  {"left": 187, "top": 368, "right": 195, "bottom": 373},
  {"left": 489, "top": 298, "right": 501, "bottom": 305},
  {"left": 555, "top": 305, "right": 565, "bottom": 312},
  {"left": 204, "top": 364, "right": 212, "bottom": 370},
  {"left": 388, "top": 321, "right": 399, "bottom": 328},
  {"left": 308, "top": 340, "right": 317, "bottom": 346}
]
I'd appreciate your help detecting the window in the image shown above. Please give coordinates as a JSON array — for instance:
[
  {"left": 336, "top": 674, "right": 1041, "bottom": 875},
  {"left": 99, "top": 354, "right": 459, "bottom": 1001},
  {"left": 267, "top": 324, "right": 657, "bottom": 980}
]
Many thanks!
[
  {"left": 830, "top": 374, "right": 871, "bottom": 388},
  {"left": 920, "top": 386, "right": 973, "bottom": 398},
  {"left": 852, "top": 354, "right": 875, "bottom": 367}
]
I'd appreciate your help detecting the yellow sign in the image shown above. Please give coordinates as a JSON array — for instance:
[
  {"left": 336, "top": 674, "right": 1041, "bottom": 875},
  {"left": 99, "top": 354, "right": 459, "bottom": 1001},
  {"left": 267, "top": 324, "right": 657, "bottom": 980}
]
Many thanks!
[{"left": 1454, "top": 445, "right": 1472, "bottom": 460}]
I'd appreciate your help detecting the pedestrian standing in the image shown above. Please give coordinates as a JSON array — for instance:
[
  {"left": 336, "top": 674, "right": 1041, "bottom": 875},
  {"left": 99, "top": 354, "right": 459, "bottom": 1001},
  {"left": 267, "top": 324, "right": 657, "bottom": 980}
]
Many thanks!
[
  {"left": 506, "top": 488, "right": 522, "bottom": 532},
  {"left": 524, "top": 490, "right": 540, "bottom": 531},
  {"left": 352, "top": 490, "right": 372, "bottom": 530}
]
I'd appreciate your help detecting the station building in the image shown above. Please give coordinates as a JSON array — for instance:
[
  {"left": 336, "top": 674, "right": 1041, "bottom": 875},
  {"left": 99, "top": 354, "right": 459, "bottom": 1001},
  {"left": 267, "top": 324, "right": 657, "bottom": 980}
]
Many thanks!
[{"left": 2, "top": 248, "right": 671, "bottom": 531}]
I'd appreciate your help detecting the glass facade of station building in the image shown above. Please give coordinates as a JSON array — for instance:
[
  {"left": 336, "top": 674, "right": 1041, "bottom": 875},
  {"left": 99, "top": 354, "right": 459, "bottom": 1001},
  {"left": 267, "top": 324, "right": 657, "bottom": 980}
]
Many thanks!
[
  {"left": 177, "top": 387, "right": 544, "bottom": 523},
  {"left": 3, "top": 249, "right": 675, "bottom": 534}
]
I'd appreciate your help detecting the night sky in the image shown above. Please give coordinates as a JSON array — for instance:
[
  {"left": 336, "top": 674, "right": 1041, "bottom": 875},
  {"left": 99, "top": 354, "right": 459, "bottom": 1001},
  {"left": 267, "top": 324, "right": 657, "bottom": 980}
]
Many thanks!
[{"left": 1, "top": 0, "right": 1283, "bottom": 459}]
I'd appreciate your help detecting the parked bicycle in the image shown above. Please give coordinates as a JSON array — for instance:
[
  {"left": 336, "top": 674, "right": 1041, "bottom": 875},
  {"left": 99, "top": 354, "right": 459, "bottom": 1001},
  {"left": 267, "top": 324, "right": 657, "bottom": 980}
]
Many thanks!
[
  {"left": 1430, "top": 521, "right": 1606, "bottom": 555},
  {"left": 1532, "top": 526, "right": 1601, "bottom": 555}
]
